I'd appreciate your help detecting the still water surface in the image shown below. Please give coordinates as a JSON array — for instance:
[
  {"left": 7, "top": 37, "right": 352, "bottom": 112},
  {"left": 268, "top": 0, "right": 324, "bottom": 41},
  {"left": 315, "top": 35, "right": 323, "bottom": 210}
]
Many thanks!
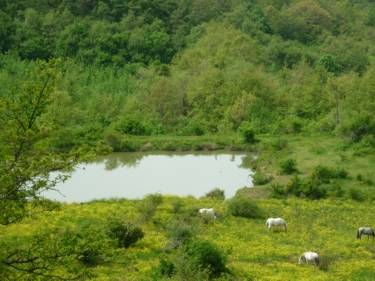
[{"left": 44, "top": 151, "right": 256, "bottom": 203}]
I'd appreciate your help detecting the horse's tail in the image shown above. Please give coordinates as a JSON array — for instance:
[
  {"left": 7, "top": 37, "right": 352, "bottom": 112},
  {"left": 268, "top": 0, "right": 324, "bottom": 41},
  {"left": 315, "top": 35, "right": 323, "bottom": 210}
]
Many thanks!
[
  {"left": 265, "top": 220, "right": 268, "bottom": 231},
  {"left": 357, "top": 229, "right": 360, "bottom": 239}
]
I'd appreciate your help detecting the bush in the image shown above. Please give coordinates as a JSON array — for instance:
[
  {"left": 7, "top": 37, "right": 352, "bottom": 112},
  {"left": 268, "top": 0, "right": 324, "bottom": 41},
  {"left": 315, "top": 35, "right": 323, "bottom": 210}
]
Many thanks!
[
  {"left": 227, "top": 195, "right": 262, "bottom": 218},
  {"left": 184, "top": 240, "right": 227, "bottom": 278},
  {"left": 62, "top": 224, "right": 112, "bottom": 267},
  {"left": 172, "top": 197, "right": 184, "bottom": 214},
  {"left": 269, "top": 183, "right": 286, "bottom": 199},
  {"left": 280, "top": 158, "right": 299, "bottom": 175},
  {"left": 144, "top": 192, "right": 163, "bottom": 206},
  {"left": 166, "top": 250, "right": 210, "bottom": 280},
  {"left": 204, "top": 188, "right": 225, "bottom": 200},
  {"left": 115, "top": 116, "right": 146, "bottom": 135},
  {"left": 271, "top": 138, "right": 288, "bottom": 150},
  {"left": 165, "top": 221, "right": 196, "bottom": 249},
  {"left": 137, "top": 193, "right": 163, "bottom": 221},
  {"left": 348, "top": 188, "right": 365, "bottom": 202},
  {"left": 337, "top": 113, "right": 375, "bottom": 142},
  {"left": 253, "top": 172, "right": 273, "bottom": 185},
  {"left": 238, "top": 124, "right": 257, "bottom": 144},
  {"left": 137, "top": 200, "right": 157, "bottom": 222},
  {"left": 158, "top": 258, "right": 175, "bottom": 277},
  {"left": 313, "top": 164, "right": 348, "bottom": 182},
  {"left": 106, "top": 218, "right": 145, "bottom": 248},
  {"left": 285, "top": 175, "right": 328, "bottom": 200}
]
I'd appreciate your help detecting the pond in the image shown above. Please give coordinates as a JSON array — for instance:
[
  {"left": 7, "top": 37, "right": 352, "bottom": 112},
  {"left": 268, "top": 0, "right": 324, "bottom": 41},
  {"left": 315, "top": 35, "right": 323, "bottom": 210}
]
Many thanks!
[{"left": 44, "top": 151, "right": 256, "bottom": 203}]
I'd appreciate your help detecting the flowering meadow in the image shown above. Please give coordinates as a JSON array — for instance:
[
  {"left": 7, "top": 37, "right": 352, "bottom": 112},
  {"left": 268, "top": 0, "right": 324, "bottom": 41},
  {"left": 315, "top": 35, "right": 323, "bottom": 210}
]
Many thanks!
[{"left": 3, "top": 196, "right": 375, "bottom": 280}]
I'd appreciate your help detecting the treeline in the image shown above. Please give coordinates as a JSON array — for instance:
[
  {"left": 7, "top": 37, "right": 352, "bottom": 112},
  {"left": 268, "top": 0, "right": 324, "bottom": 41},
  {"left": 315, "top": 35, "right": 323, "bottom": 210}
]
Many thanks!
[{"left": 1, "top": 0, "right": 375, "bottom": 150}]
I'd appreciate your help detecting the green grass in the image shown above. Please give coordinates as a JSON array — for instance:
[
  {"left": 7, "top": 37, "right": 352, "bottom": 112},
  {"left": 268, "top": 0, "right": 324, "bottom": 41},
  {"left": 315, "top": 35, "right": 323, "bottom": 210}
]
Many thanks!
[{"left": 243, "top": 134, "right": 375, "bottom": 200}]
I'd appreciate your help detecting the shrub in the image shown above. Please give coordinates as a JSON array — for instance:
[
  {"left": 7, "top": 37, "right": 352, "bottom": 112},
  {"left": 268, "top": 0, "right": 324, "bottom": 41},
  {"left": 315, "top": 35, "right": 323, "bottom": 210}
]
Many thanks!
[
  {"left": 172, "top": 198, "right": 184, "bottom": 214},
  {"left": 300, "top": 179, "right": 327, "bottom": 200},
  {"left": 227, "top": 195, "right": 262, "bottom": 218},
  {"left": 115, "top": 116, "right": 146, "bottom": 135},
  {"left": 285, "top": 175, "right": 328, "bottom": 200},
  {"left": 158, "top": 258, "right": 175, "bottom": 277},
  {"left": 348, "top": 188, "right": 365, "bottom": 202},
  {"left": 144, "top": 192, "right": 163, "bottom": 206},
  {"left": 167, "top": 250, "right": 210, "bottom": 280},
  {"left": 337, "top": 113, "right": 375, "bottom": 142},
  {"left": 280, "top": 158, "right": 299, "bottom": 175},
  {"left": 314, "top": 164, "right": 348, "bottom": 182},
  {"left": 136, "top": 193, "right": 163, "bottom": 221},
  {"left": 269, "top": 183, "right": 286, "bottom": 199},
  {"left": 106, "top": 218, "right": 145, "bottom": 248},
  {"left": 165, "top": 221, "right": 196, "bottom": 249},
  {"left": 77, "top": 248, "right": 102, "bottom": 267},
  {"left": 241, "top": 128, "right": 256, "bottom": 144},
  {"left": 204, "top": 188, "right": 225, "bottom": 200},
  {"left": 253, "top": 172, "right": 273, "bottom": 185},
  {"left": 272, "top": 138, "right": 288, "bottom": 150},
  {"left": 184, "top": 240, "right": 227, "bottom": 278},
  {"left": 63, "top": 224, "right": 112, "bottom": 267}
]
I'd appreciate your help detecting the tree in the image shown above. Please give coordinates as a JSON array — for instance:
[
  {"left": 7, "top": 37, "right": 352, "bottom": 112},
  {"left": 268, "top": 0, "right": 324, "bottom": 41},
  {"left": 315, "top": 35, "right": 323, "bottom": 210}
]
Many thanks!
[{"left": 0, "top": 59, "right": 111, "bottom": 279}]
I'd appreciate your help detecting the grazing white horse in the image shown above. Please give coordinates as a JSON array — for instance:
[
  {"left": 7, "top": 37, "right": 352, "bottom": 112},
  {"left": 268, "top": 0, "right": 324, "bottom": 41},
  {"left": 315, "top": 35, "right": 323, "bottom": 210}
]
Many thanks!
[
  {"left": 298, "top": 251, "right": 319, "bottom": 269},
  {"left": 265, "top": 218, "right": 288, "bottom": 232},
  {"left": 357, "top": 227, "right": 375, "bottom": 240},
  {"left": 199, "top": 208, "right": 218, "bottom": 219}
]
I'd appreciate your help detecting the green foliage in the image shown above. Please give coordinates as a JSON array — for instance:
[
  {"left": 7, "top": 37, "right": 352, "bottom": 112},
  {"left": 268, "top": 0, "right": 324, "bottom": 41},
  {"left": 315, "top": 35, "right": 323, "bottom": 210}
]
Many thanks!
[
  {"left": 239, "top": 126, "right": 257, "bottom": 144},
  {"left": 178, "top": 119, "right": 205, "bottom": 136},
  {"left": 0, "top": 225, "right": 111, "bottom": 279},
  {"left": 253, "top": 172, "right": 273, "bottom": 186},
  {"left": 204, "top": 188, "right": 225, "bottom": 200},
  {"left": 172, "top": 197, "right": 184, "bottom": 214},
  {"left": 137, "top": 193, "right": 163, "bottom": 222},
  {"left": 106, "top": 218, "right": 145, "bottom": 248},
  {"left": 269, "top": 183, "right": 287, "bottom": 199},
  {"left": 269, "top": 138, "right": 288, "bottom": 151},
  {"left": 227, "top": 195, "right": 262, "bottom": 218},
  {"left": 285, "top": 175, "right": 328, "bottom": 200},
  {"left": 158, "top": 258, "right": 175, "bottom": 277},
  {"left": 348, "top": 188, "right": 365, "bottom": 202},
  {"left": 313, "top": 164, "right": 348, "bottom": 182},
  {"left": 279, "top": 158, "right": 299, "bottom": 175},
  {"left": 165, "top": 221, "right": 196, "bottom": 249},
  {"left": 115, "top": 117, "right": 146, "bottom": 135},
  {"left": 144, "top": 192, "right": 163, "bottom": 206},
  {"left": 0, "top": 59, "right": 111, "bottom": 226},
  {"left": 165, "top": 250, "right": 211, "bottom": 281},
  {"left": 316, "top": 54, "right": 342, "bottom": 76},
  {"left": 338, "top": 113, "right": 375, "bottom": 142},
  {"left": 184, "top": 239, "right": 228, "bottom": 278}
]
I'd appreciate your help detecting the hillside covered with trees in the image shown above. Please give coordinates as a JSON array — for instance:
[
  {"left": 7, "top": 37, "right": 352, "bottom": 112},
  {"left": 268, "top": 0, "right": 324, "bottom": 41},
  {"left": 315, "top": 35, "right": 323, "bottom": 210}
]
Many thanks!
[{"left": 1, "top": 0, "right": 375, "bottom": 150}]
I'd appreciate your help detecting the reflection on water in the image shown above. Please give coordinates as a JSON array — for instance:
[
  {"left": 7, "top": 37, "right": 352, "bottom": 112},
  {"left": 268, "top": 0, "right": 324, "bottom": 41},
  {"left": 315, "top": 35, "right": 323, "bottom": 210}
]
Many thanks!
[{"left": 44, "top": 151, "right": 256, "bottom": 203}]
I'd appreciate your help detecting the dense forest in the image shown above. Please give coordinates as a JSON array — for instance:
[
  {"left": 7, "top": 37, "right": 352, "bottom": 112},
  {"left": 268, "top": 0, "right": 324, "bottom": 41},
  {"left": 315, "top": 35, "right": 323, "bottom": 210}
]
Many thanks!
[{"left": 2, "top": 0, "right": 375, "bottom": 151}]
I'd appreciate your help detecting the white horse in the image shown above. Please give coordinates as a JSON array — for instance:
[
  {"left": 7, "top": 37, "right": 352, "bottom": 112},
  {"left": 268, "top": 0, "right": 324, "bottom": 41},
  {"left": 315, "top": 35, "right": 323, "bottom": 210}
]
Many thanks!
[
  {"left": 357, "top": 227, "right": 375, "bottom": 240},
  {"left": 199, "top": 208, "right": 218, "bottom": 219},
  {"left": 298, "top": 251, "right": 319, "bottom": 269},
  {"left": 265, "top": 218, "right": 288, "bottom": 232}
]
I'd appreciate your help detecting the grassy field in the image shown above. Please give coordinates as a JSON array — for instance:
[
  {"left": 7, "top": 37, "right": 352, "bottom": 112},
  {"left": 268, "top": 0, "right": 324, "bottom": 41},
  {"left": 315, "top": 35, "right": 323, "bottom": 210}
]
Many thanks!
[
  {"left": 4, "top": 195, "right": 375, "bottom": 280},
  {"left": 3, "top": 134, "right": 375, "bottom": 280},
  {"left": 239, "top": 134, "right": 375, "bottom": 200}
]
